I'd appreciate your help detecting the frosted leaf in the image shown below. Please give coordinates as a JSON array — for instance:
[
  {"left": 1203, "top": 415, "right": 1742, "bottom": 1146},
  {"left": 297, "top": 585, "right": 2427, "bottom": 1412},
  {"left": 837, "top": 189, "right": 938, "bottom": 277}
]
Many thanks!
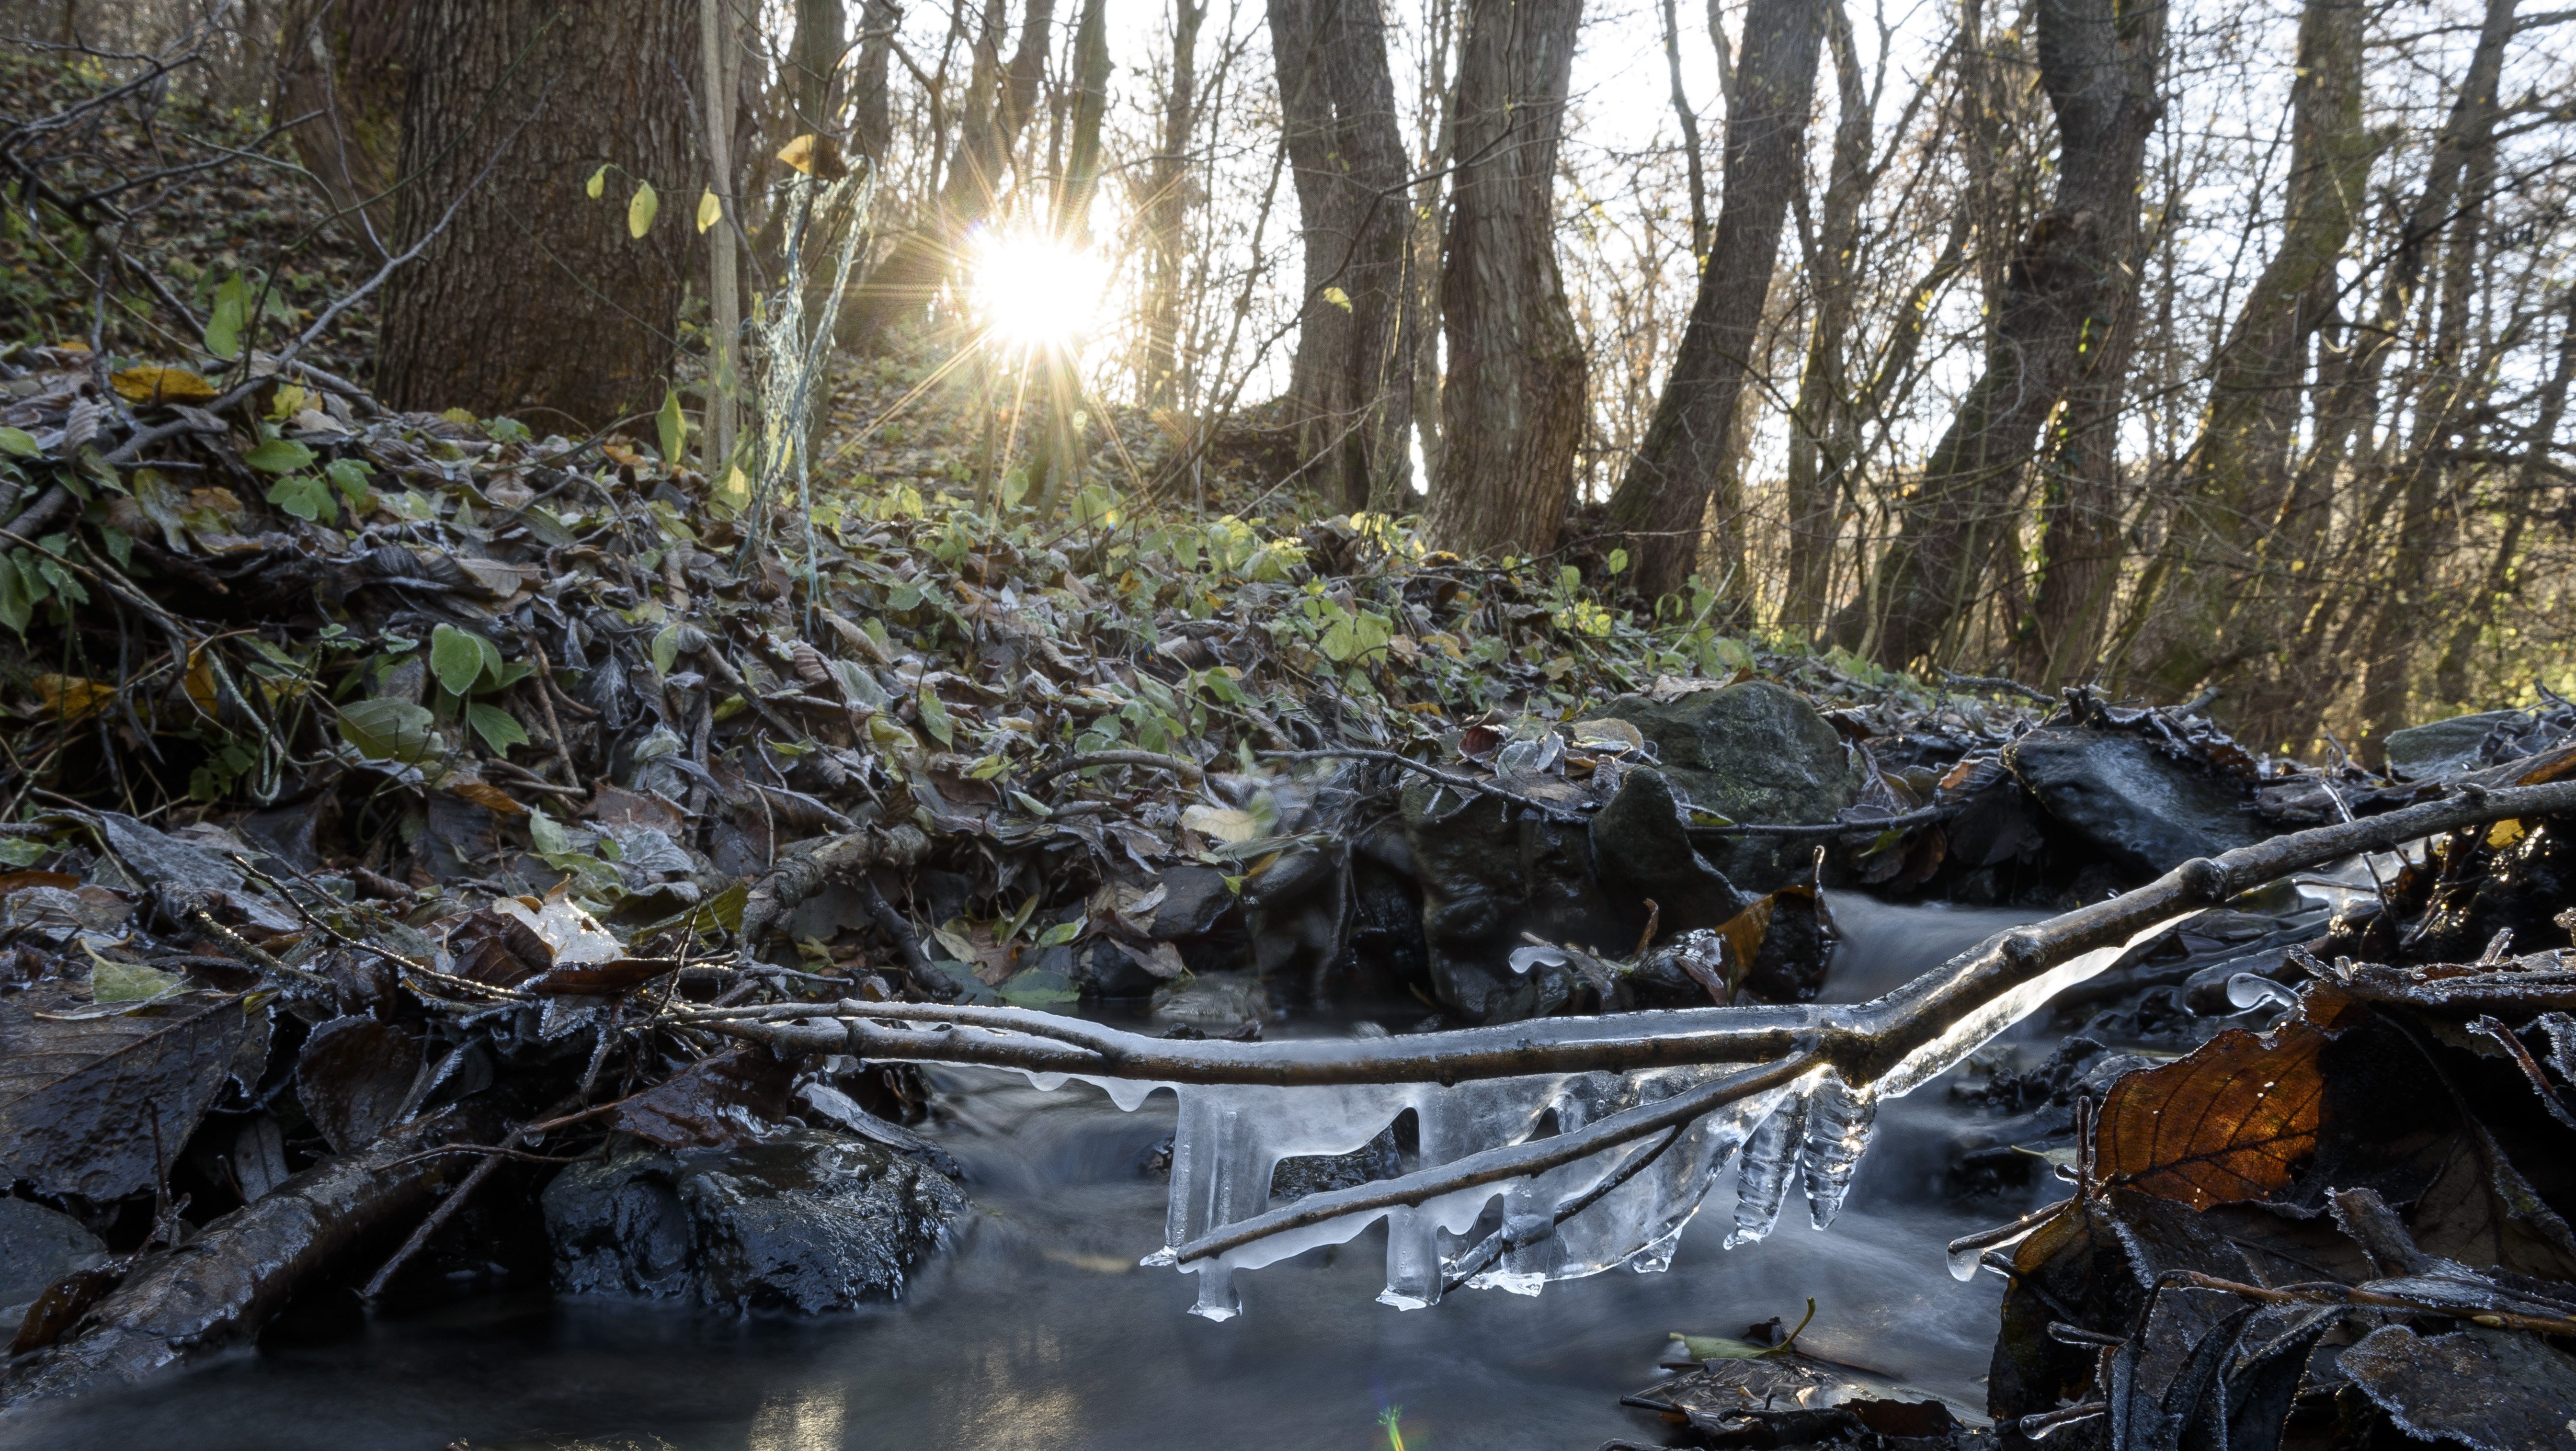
[
  {"left": 1728, "top": 1090, "right": 1810, "bottom": 1247},
  {"left": 1798, "top": 1077, "right": 1874, "bottom": 1230}
]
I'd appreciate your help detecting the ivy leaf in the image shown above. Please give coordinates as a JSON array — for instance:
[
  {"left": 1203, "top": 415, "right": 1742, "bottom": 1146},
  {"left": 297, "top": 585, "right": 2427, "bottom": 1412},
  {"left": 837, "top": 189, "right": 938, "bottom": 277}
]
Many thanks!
[
  {"left": 0, "top": 427, "right": 42, "bottom": 458},
  {"left": 264, "top": 473, "right": 337, "bottom": 523},
  {"left": 628, "top": 180, "right": 660, "bottom": 238},
  {"left": 204, "top": 272, "right": 249, "bottom": 360},
  {"left": 650, "top": 624, "right": 684, "bottom": 677},
  {"left": 338, "top": 698, "right": 437, "bottom": 763},
  {"left": 429, "top": 623, "right": 489, "bottom": 697},
  {"left": 465, "top": 701, "right": 530, "bottom": 754},
  {"left": 242, "top": 438, "right": 316, "bottom": 475},
  {"left": 916, "top": 689, "right": 956, "bottom": 747},
  {"left": 325, "top": 457, "right": 372, "bottom": 508}
]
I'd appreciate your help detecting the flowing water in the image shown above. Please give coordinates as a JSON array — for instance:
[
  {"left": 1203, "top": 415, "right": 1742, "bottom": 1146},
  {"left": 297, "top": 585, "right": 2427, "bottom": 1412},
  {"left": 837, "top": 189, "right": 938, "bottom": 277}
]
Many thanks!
[{"left": 5, "top": 898, "right": 2060, "bottom": 1451}]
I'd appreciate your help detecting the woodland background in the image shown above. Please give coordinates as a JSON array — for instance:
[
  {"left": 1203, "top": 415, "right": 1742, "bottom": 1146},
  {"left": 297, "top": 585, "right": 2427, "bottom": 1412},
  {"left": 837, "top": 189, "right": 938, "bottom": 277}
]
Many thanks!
[{"left": 7, "top": 0, "right": 2574, "bottom": 762}]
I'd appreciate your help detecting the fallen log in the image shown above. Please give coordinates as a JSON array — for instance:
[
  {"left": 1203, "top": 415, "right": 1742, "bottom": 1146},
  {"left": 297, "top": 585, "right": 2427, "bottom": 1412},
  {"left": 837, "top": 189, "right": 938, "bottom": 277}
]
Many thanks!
[{"left": 0, "top": 1103, "right": 489, "bottom": 1409}]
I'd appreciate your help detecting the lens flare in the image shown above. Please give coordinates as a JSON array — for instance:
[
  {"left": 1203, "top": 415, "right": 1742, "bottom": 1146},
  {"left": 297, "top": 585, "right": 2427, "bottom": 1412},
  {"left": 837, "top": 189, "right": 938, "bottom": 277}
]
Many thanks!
[{"left": 970, "top": 228, "right": 1109, "bottom": 348}]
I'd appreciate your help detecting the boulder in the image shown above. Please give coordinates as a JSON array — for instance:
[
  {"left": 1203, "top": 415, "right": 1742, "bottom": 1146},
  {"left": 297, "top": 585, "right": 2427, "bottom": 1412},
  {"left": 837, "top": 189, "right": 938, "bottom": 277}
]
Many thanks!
[
  {"left": 1588, "top": 767, "right": 1750, "bottom": 934},
  {"left": 1598, "top": 680, "right": 1862, "bottom": 893},
  {"left": 2382, "top": 710, "right": 2520, "bottom": 782},
  {"left": 542, "top": 1129, "right": 968, "bottom": 1314},
  {"left": 2003, "top": 727, "right": 2271, "bottom": 877},
  {"left": 1399, "top": 778, "right": 1618, "bottom": 1023}
]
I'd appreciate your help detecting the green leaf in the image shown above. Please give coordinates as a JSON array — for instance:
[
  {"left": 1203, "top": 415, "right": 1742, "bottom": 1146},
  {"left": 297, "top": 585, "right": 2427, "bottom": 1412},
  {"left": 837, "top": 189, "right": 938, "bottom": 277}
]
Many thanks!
[
  {"left": 656, "top": 386, "right": 685, "bottom": 462},
  {"left": 338, "top": 697, "right": 437, "bottom": 762},
  {"left": 465, "top": 701, "right": 529, "bottom": 754},
  {"left": 325, "top": 457, "right": 371, "bottom": 507},
  {"left": 628, "top": 180, "right": 660, "bottom": 238},
  {"left": 264, "top": 473, "right": 337, "bottom": 523},
  {"left": 916, "top": 689, "right": 955, "bottom": 747},
  {"left": 204, "top": 272, "right": 249, "bottom": 360},
  {"left": 650, "top": 624, "right": 684, "bottom": 677},
  {"left": 91, "top": 959, "right": 180, "bottom": 1003},
  {"left": 1607, "top": 547, "right": 1629, "bottom": 576},
  {"left": 0, "top": 838, "right": 48, "bottom": 866},
  {"left": 1036, "top": 918, "right": 1084, "bottom": 948},
  {"left": 242, "top": 438, "right": 316, "bottom": 474},
  {"left": 996, "top": 968, "right": 1079, "bottom": 1006},
  {"left": 429, "top": 623, "right": 488, "bottom": 697},
  {"left": 0, "top": 557, "right": 32, "bottom": 635},
  {"left": 0, "top": 427, "right": 40, "bottom": 458},
  {"left": 529, "top": 806, "right": 571, "bottom": 856}
]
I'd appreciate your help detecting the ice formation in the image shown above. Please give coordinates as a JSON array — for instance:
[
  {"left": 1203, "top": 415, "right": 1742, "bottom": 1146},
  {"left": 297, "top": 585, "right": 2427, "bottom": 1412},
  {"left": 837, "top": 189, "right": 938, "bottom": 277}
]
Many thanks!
[{"left": 913, "top": 912, "right": 2191, "bottom": 1319}]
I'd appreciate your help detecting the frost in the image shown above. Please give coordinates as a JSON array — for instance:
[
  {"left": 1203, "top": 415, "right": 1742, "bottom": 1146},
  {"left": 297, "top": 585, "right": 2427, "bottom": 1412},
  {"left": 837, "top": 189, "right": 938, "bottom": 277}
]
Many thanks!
[{"left": 919, "top": 911, "right": 2195, "bottom": 1318}]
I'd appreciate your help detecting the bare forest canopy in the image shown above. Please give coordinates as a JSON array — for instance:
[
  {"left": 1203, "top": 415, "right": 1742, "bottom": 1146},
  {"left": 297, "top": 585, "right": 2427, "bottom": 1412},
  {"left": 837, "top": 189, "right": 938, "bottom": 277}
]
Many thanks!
[{"left": 8, "top": 0, "right": 2576, "bottom": 767}]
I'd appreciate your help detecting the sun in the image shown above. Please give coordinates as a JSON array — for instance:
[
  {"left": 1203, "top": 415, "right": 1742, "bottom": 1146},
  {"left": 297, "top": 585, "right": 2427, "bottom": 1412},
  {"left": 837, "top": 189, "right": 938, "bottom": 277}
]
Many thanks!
[{"left": 970, "top": 227, "right": 1110, "bottom": 349}]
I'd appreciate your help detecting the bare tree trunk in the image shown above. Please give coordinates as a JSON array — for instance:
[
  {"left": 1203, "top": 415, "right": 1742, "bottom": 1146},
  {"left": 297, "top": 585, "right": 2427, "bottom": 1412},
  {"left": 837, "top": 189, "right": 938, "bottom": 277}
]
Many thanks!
[
  {"left": 379, "top": 0, "right": 697, "bottom": 430},
  {"left": 1662, "top": 0, "right": 1709, "bottom": 259},
  {"left": 700, "top": 0, "right": 742, "bottom": 476},
  {"left": 1780, "top": 0, "right": 1865, "bottom": 636},
  {"left": 1422, "top": 0, "right": 1584, "bottom": 557},
  {"left": 2354, "top": 0, "right": 2517, "bottom": 758},
  {"left": 2111, "top": 0, "right": 2371, "bottom": 701},
  {"left": 2432, "top": 290, "right": 2576, "bottom": 709},
  {"left": 1138, "top": 0, "right": 1208, "bottom": 405},
  {"left": 272, "top": 0, "right": 412, "bottom": 249},
  {"left": 789, "top": 0, "right": 844, "bottom": 135},
  {"left": 1270, "top": 0, "right": 1416, "bottom": 514},
  {"left": 1827, "top": 0, "right": 2166, "bottom": 669},
  {"left": 849, "top": 0, "right": 900, "bottom": 162},
  {"left": 1407, "top": 0, "right": 1459, "bottom": 501},
  {"left": 838, "top": 0, "right": 1057, "bottom": 351},
  {"left": 1603, "top": 0, "right": 1823, "bottom": 601}
]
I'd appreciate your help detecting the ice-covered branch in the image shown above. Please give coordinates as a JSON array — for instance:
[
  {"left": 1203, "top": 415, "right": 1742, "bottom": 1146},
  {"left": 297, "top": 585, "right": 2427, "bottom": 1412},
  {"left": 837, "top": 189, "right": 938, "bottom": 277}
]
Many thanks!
[{"left": 691, "top": 779, "right": 2576, "bottom": 1316}]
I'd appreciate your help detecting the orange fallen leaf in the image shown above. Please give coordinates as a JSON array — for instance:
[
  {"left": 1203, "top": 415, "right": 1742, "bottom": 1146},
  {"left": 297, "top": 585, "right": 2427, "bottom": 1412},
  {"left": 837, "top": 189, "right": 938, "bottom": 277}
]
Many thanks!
[
  {"left": 2096, "top": 1015, "right": 2329, "bottom": 1209},
  {"left": 109, "top": 366, "right": 220, "bottom": 406},
  {"left": 33, "top": 674, "right": 114, "bottom": 722}
]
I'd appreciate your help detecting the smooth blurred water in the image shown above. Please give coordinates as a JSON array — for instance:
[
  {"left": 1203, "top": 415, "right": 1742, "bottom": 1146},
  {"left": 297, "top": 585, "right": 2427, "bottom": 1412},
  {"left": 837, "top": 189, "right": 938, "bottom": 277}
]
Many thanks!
[{"left": 3, "top": 896, "right": 2052, "bottom": 1451}]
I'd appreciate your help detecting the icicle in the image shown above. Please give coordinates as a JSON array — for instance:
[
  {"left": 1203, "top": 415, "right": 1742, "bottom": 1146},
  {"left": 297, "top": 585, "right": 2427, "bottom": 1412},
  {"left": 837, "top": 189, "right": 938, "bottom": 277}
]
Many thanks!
[
  {"left": 1727, "top": 1092, "right": 1809, "bottom": 1247},
  {"left": 1798, "top": 1077, "right": 1875, "bottom": 1230}
]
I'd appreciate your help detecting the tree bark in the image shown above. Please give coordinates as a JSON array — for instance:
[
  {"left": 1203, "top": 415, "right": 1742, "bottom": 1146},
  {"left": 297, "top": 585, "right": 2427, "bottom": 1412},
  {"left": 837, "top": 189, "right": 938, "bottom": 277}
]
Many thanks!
[
  {"left": 849, "top": 0, "right": 900, "bottom": 163},
  {"left": 377, "top": 0, "right": 698, "bottom": 430},
  {"left": 1780, "top": 0, "right": 1866, "bottom": 636},
  {"left": 2111, "top": 0, "right": 2372, "bottom": 703},
  {"left": 1604, "top": 0, "right": 1824, "bottom": 601},
  {"left": 2432, "top": 290, "right": 2576, "bottom": 709},
  {"left": 1827, "top": 0, "right": 2166, "bottom": 669},
  {"left": 789, "top": 0, "right": 844, "bottom": 135},
  {"left": 1138, "top": 0, "right": 1208, "bottom": 406},
  {"left": 1270, "top": 0, "right": 1417, "bottom": 514},
  {"left": 1422, "top": 0, "right": 1585, "bottom": 557},
  {"left": 272, "top": 0, "right": 412, "bottom": 249}
]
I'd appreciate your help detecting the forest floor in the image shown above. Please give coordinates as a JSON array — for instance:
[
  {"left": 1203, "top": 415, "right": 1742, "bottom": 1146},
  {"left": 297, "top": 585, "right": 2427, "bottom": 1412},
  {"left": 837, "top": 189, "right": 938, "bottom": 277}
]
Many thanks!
[{"left": 2, "top": 43, "right": 2576, "bottom": 1451}]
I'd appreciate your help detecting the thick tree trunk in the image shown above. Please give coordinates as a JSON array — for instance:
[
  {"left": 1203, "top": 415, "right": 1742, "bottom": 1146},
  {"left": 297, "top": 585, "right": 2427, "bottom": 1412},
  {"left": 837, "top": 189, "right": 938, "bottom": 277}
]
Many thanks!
[
  {"left": 272, "top": 0, "right": 412, "bottom": 248},
  {"left": 1827, "top": 0, "right": 2166, "bottom": 669},
  {"left": 2110, "top": 0, "right": 2371, "bottom": 703},
  {"left": 849, "top": 0, "right": 900, "bottom": 163},
  {"left": 1422, "top": 0, "right": 1584, "bottom": 557},
  {"left": 1270, "top": 0, "right": 1416, "bottom": 514},
  {"left": 1604, "top": 0, "right": 1823, "bottom": 601},
  {"left": 377, "top": 0, "right": 697, "bottom": 430}
]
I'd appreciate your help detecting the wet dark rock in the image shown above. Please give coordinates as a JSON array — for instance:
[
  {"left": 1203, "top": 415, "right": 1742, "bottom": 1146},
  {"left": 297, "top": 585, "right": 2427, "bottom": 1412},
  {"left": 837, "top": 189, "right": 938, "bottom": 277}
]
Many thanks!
[
  {"left": 1065, "top": 940, "right": 1158, "bottom": 998},
  {"left": 0, "top": 1198, "right": 107, "bottom": 1323},
  {"left": 2003, "top": 727, "right": 2272, "bottom": 877},
  {"left": 542, "top": 1129, "right": 968, "bottom": 1314},
  {"left": 1589, "top": 768, "right": 1750, "bottom": 935},
  {"left": 1599, "top": 680, "right": 1863, "bottom": 894},
  {"left": 1149, "top": 970, "right": 1268, "bottom": 1028},
  {"left": 2405, "top": 815, "right": 2576, "bottom": 960},
  {"left": 2382, "top": 710, "right": 2522, "bottom": 782},
  {"left": 1398, "top": 780, "right": 1619, "bottom": 1023},
  {"left": 1268, "top": 1126, "right": 1402, "bottom": 1202},
  {"left": 1146, "top": 864, "right": 1236, "bottom": 939}
]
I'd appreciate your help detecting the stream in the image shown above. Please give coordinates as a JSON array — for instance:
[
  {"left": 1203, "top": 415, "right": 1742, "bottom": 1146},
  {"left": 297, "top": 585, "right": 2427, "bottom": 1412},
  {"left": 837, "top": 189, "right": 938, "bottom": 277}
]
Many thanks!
[{"left": 6, "top": 899, "right": 2060, "bottom": 1451}]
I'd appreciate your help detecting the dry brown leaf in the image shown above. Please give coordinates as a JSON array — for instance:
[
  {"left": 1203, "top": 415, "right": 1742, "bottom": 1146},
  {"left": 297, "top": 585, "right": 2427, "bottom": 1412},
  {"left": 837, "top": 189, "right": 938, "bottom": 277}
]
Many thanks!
[{"left": 2096, "top": 1017, "right": 2328, "bottom": 1209}]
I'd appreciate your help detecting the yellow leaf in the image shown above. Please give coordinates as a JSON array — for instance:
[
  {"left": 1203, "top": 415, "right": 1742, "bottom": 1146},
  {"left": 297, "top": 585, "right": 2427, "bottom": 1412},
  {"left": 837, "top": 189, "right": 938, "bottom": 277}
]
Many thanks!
[
  {"left": 2488, "top": 817, "right": 2525, "bottom": 850},
  {"left": 696, "top": 187, "right": 722, "bottom": 233},
  {"left": 447, "top": 780, "right": 527, "bottom": 816},
  {"left": 109, "top": 366, "right": 219, "bottom": 406},
  {"left": 1179, "top": 804, "right": 1260, "bottom": 843},
  {"left": 585, "top": 164, "right": 608, "bottom": 199},
  {"left": 776, "top": 133, "right": 819, "bottom": 175},
  {"left": 440, "top": 407, "right": 479, "bottom": 426},
  {"left": 628, "top": 180, "right": 660, "bottom": 238},
  {"left": 182, "top": 647, "right": 220, "bottom": 714},
  {"left": 34, "top": 674, "right": 113, "bottom": 721},
  {"left": 1320, "top": 285, "right": 1352, "bottom": 311}
]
